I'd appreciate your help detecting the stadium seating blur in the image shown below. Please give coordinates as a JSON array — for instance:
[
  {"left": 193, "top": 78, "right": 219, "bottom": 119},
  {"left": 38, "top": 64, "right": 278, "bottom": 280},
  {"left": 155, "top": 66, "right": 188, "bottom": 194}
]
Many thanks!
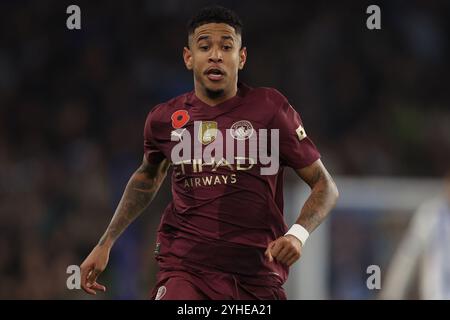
[{"left": 0, "top": 0, "right": 449, "bottom": 299}]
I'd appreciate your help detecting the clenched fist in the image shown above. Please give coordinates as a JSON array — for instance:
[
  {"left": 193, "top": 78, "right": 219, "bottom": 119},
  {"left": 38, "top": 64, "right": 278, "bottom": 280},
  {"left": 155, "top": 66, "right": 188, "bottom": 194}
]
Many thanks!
[{"left": 265, "top": 235, "right": 303, "bottom": 267}]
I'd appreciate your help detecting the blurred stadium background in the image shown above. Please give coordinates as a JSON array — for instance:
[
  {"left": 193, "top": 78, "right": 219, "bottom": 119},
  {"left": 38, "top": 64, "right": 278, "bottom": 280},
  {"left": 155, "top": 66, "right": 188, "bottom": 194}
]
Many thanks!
[{"left": 0, "top": 0, "right": 449, "bottom": 299}]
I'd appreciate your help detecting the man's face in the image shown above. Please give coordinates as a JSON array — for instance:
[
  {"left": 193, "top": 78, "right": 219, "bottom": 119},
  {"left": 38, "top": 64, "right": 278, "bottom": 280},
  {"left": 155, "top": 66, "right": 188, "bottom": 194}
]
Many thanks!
[{"left": 184, "top": 23, "right": 246, "bottom": 97}]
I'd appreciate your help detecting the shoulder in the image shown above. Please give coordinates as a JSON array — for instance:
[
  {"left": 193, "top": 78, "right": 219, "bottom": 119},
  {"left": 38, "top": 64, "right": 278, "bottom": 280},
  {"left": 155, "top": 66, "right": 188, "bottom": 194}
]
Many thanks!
[
  {"left": 246, "top": 86, "right": 289, "bottom": 106},
  {"left": 247, "top": 86, "right": 291, "bottom": 117},
  {"left": 145, "top": 91, "right": 192, "bottom": 124},
  {"left": 244, "top": 87, "right": 293, "bottom": 125},
  {"left": 147, "top": 92, "right": 192, "bottom": 118}
]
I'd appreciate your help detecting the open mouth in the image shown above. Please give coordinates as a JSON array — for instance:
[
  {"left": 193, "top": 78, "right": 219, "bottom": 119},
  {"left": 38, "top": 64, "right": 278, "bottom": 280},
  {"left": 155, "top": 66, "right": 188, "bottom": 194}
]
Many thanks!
[{"left": 205, "top": 67, "right": 225, "bottom": 81}]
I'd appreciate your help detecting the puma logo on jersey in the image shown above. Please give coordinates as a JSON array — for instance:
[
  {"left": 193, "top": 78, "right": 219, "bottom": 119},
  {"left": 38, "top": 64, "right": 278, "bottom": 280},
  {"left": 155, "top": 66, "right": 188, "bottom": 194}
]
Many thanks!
[{"left": 171, "top": 128, "right": 186, "bottom": 141}]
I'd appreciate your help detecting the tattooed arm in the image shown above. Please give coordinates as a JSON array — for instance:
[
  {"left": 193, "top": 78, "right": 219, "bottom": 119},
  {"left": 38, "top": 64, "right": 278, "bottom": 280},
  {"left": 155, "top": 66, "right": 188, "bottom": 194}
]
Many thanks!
[
  {"left": 265, "top": 159, "right": 339, "bottom": 266},
  {"left": 294, "top": 159, "right": 339, "bottom": 233},
  {"left": 80, "top": 156, "right": 170, "bottom": 295},
  {"left": 98, "top": 156, "right": 169, "bottom": 248}
]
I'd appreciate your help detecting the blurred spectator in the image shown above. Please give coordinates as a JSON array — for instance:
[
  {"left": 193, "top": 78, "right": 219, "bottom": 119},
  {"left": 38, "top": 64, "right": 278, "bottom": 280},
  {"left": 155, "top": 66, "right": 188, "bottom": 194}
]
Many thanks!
[{"left": 381, "top": 169, "right": 450, "bottom": 299}]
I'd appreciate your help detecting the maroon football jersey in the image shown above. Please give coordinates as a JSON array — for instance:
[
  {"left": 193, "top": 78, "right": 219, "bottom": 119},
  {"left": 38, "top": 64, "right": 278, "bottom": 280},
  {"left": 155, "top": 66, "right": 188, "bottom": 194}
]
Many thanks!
[{"left": 144, "top": 83, "right": 320, "bottom": 286}]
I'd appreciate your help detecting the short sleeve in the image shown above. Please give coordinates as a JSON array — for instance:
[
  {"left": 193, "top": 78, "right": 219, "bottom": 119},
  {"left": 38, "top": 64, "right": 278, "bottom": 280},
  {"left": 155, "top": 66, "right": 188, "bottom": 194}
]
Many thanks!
[
  {"left": 143, "top": 109, "right": 166, "bottom": 164},
  {"left": 270, "top": 100, "right": 320, "bottom": 169}
]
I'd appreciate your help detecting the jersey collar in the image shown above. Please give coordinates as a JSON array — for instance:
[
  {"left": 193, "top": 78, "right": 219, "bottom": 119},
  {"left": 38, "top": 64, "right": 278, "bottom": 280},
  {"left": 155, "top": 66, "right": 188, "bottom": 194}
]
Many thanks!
[{"left": 185, "top": 82, "right": 251, "bottom": 117}]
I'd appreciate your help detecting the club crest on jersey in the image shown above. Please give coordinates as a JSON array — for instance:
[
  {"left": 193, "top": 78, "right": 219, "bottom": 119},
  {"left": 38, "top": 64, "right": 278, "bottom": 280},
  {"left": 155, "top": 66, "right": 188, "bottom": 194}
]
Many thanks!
[
  {"left": 230, "top": 120, "right": 254, "bottom": 140},
  {"left": 198, "top": 121, "right": 218, "bottom": 145}
]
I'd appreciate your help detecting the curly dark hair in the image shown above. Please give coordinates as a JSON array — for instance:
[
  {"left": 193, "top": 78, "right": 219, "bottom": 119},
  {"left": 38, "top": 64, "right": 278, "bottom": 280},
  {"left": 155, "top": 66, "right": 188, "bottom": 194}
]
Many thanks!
[{"left": 187, "top": 5, "right": 243, "bottom": 37}]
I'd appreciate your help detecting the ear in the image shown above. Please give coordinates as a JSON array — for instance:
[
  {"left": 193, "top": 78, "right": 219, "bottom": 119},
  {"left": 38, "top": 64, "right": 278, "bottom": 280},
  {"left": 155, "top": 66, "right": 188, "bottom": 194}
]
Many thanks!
[
  {"left": 238, "top": 47, "right": 247, "bottom": 70},
  {"left": 183, "top": 47, "right": 193, "bottom": 70}
]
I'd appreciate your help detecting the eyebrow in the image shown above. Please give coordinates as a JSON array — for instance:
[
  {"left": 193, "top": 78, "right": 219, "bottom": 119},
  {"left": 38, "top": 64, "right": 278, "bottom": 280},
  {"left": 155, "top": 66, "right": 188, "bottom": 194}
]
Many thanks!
[
  {"left": 196, "top": 35, "right": 235, "bottom": 42},
  {"left": 221, "top": 35, "right": 234, "bottom": 41}
]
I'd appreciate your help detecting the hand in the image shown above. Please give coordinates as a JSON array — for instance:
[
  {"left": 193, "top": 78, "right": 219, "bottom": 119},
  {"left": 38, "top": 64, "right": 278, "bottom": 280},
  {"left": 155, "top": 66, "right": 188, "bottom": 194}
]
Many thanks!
[
  {"left": 80, "top": 245, "right": 110, "bottom": 295},
  {"left": 265, "top": 235, "right": 303, "bottom": 267}
]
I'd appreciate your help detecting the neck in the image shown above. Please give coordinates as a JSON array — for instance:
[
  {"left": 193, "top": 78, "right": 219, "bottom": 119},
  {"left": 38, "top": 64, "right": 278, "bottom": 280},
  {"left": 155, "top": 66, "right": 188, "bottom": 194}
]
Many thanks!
[{"left": 194, "top": 82, "right": 238, "bottom": 106}]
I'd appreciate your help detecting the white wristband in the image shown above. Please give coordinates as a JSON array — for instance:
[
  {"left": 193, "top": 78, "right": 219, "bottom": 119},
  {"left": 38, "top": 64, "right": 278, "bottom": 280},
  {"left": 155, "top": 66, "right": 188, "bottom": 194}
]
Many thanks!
[{"left": 285, "top": 224, "right": 309, "bottom": 246}]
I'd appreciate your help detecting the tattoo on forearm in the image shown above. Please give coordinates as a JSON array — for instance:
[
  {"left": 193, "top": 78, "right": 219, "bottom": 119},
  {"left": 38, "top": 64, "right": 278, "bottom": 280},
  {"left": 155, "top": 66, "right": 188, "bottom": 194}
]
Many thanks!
[
  {"left": 310, "top": 166, "right": 323, "bottom": 186},
  {"left": 98, "top": 161, "right": 168, "bottom": 246},
  {"left": 297, "top": 167, "right": 338, "bottom": 233}
]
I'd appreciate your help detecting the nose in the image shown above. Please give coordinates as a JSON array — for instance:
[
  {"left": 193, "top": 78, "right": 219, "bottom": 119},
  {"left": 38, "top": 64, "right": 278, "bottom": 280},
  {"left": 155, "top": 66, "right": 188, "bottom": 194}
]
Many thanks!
[{"left": 208, "top": 46, "right": 223, "bottom": 63}]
